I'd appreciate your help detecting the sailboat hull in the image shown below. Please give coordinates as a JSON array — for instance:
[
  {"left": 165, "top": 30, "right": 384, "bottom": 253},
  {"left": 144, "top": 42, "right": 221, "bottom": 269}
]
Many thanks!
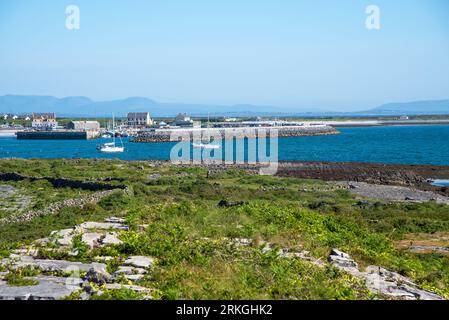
[{"left": 100, "top": 146, "right": 124, "bottom": 153}]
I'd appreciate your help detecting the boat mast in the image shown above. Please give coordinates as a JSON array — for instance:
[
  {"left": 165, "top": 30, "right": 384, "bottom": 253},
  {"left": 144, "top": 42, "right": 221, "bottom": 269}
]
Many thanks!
[{"left": 112, "top": 113, "right": 116, "bottom": 145}]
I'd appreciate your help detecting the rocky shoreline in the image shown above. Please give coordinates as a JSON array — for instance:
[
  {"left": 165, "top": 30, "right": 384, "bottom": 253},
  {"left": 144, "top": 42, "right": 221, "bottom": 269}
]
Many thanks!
[{"left": 136, "top": 160, "right": 449, "bottom": 194}]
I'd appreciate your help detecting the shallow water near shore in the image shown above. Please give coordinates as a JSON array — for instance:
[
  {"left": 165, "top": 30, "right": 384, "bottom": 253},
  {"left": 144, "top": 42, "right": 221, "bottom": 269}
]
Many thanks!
[
  {"left": 0, "top": 125, "right": 449, "bottom": 166},
  {"left": 432, "top": 180, "right": 449, "bottom": 187}
]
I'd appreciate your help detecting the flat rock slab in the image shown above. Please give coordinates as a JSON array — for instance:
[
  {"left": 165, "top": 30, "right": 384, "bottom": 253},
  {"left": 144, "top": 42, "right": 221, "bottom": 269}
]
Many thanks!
[
  {"left": 81, "top": 233, "right": 103, "bottom": 248},
  {"left": 123, "top": 256, "right": 154, "bottom": 269},
  {"left": 0, "top": 275, "right": 82, "bottom": 300},
  {"left": 104, "top": 217, "right": 126, "bottom": 224},
  {"left": 51, "top": 228, "right": 76, "bottom": 246},
  {"left": 1, "top": 256, "right": 107, "bottom": 273},
  {"left": 114, "top": 266, "right": 147, "bottom": 276},
  {"left": 101, "top": 232, "right": 123, "bottom": 246},
  {"left": 79, "top": 222, "right": 128, "bottom": 231},
  {"left": 125, "top": 274, "right": 145, "bottom": 282}
]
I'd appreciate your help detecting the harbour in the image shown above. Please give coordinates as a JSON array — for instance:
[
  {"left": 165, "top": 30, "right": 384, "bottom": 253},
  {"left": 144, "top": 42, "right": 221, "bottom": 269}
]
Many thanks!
[{"left": 1, "top": 125, "right": 449, "bottom": 166}]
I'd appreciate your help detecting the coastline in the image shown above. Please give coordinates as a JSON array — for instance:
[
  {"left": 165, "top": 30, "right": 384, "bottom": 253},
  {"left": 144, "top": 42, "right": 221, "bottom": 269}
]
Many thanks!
[
  {"left": 1, "top": 157, "right": 448, "bottom": 192},
  {"left": 320, "top": 119, "right": 449, "bottom": 127}
]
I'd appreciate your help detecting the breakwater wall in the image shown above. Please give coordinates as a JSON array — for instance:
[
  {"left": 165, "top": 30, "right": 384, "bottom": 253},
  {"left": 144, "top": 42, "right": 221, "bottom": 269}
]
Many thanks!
[
  {"left": 325, "top": 119, "right": 449, "bottom": 127},
  {"left": 132, "top": 125, "right": 339, "bottom": 143},
  {"left": 16, "top": 130, "right": 99, "bottom": 140}
]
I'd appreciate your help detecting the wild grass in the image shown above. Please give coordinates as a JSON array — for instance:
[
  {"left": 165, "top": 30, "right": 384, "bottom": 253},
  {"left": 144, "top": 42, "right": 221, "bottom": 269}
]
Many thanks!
[{"left": 1, "top": 158, "right": 449, "bottom": 298}]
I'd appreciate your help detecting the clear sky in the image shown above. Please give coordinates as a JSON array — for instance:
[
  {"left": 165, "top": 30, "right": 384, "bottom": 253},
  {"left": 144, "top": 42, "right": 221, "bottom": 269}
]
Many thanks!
[{"left": 0, "top": 0, "right": 448, "bottom": 111}]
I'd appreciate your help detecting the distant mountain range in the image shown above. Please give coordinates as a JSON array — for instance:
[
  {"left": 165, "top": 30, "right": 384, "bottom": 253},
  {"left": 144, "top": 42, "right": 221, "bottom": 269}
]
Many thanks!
[
  {"left": 0, "top": 95, "right": 448, "bottom": 117},
  {"left": 363, "top": 100, "right": 449, "bottom": 115}
]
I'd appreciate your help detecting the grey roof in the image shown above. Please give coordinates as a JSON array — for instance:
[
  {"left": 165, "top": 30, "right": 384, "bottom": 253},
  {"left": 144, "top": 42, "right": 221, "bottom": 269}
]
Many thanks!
[
  {"left": 127, "top": 112, "right": 150, "bottom": 118},
  {"left": 32, "top": 113, "right": 56, "bottom": 119}
]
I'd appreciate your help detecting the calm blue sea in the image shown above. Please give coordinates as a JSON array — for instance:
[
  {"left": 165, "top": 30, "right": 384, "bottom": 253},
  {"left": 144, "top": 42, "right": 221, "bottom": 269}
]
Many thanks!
[{"left": 1, "top": 125, "right": 449, "bottom": 165}]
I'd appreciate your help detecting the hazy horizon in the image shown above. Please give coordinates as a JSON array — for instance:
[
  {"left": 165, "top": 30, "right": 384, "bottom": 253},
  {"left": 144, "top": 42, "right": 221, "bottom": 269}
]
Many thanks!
[{"left": 1, "top": 0, "right": 448, "bottom": 112}]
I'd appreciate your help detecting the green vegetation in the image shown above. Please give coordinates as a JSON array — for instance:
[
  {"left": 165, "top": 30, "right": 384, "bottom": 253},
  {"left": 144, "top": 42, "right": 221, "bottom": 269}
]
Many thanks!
[
  {"left": 4, "top": 267, "right": 40, "bottom": 287},
  {"left": 90, "top": 288, "right": 147, "bottom": 300},
  {"left": 1, "top": 159, "right": 449, "bottom": 299}
]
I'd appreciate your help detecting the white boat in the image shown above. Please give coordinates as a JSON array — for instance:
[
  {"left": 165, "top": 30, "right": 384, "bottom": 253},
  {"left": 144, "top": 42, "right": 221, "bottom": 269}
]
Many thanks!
[
  {"left": 192, "top": 142, "right": 220, "bottom": 149},
  {"left": 99, "top": 142, "right": 124, "bottom": 153},
  {"left": 98, "top": 114, "right": 124, "bottom": 153}
]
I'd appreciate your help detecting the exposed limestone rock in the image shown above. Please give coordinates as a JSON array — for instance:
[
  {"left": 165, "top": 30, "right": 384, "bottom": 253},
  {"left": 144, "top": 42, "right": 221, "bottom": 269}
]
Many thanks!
[
  {"left": 114, "top": 266, "right": 147, "bottom": 276},
  {"left": 327, "top": 248, "right": 360, "bottom": 274},
  {"left": 93, "top": 256, "right": 114, "bottom": 262},
  {"left": 79, "top": 221, "right": 128, "bottom": 231},
  {"left": 125, "top": 274, "right": 145, "bottom": 282},
  {"left": 233, "top": 238, "right": 252, "bottom": 246},
  {"left": 83, "top": 265, "right": 112, "bottom": 284},
  {"left": 81, "top": 233, "right": 103, "bottom": 248},
  {"left": 104, "top": 217, "right": 126, "bottom": 224},
  {"left": 12, "top": 248, "right": 39, "bottom": 257},
  {"left": 0, "top": 276, "right": 82, "bottom": 300},
  {"left": 101, "top": 232, "right": 123, "bottom": 246},
  {"left": 1, "top": 255, "right": 107, "bottom": 273},
  {"left": 123, "top": 256, "right": 154, "bottom": 269},
  {"left": 328, "top": 249, "right": 445, "bottom": 300},
  {"left": 51, "top": 228, "right": 76, "bottom": 246}
]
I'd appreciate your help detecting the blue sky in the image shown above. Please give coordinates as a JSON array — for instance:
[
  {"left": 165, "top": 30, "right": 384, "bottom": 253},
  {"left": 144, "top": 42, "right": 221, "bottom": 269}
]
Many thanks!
[{"left": 0, "top": 0, "right": 448, "bottom": 111}]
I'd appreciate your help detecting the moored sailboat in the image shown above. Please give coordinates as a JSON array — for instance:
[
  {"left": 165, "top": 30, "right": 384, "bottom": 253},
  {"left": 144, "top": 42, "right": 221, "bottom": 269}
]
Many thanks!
[{"left": 98, "top": 114, "right": 124, "bottom": 153}]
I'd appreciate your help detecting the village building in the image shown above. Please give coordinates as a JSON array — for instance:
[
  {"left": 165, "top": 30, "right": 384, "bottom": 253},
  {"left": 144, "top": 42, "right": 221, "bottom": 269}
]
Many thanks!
[
  {"left": 127, "top": 112, "right": 153, "bottom": 127},
  {"left": 174, "top": 113, "right": 194, "bottom": 126},
  {"left": 31, "top": 113, "right": 58, "bottom": 129},
  {"left": 67, "top": 121, "right": 101, "bottom": 131}
]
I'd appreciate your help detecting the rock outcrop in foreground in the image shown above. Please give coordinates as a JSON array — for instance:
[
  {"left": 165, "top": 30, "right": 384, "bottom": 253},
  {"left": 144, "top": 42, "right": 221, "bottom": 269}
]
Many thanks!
[
  {"left": 0, "top": 217, "right": 154, "bottom": 300},
  {"left": 328, "top": 249, "right": 444, "bottom": 300}
]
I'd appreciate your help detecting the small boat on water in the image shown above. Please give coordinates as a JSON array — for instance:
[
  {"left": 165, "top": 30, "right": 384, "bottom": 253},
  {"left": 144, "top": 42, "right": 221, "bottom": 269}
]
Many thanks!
[
  {"left": 98, "top": 114, "right": 124, "bottom": 153},
  {"left": 192, "top": 142, "right": 220, "bottom": 149},
  {"left": 98, "top": 142, "right": 124, "bottom": 153}
]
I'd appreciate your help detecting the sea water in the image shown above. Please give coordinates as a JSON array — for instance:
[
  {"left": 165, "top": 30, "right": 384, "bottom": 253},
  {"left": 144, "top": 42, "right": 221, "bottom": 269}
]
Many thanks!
[{"left": 0, "top": 125, "right": 448, "bottom": 166}]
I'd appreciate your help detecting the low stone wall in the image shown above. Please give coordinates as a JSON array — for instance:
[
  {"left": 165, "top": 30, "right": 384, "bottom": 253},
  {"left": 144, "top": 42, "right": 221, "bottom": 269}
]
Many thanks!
[
  {"left": 0, "top": 173, "right": 127, "bottom": 191},
  {"left": 0, "top": 189, "right": 122, "bottom": 225},
  {"left": 131, "top": 126, "right": 339, "bottom": 143}
]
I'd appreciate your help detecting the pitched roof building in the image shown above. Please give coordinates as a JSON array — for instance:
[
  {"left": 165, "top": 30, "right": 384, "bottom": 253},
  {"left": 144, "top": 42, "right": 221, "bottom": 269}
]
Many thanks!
[
  {"left": 31, "top": 113, "right": 58, "bottom": 129},
  {"left": 127, "top": 112, "right": 153, "bottom": 127}
]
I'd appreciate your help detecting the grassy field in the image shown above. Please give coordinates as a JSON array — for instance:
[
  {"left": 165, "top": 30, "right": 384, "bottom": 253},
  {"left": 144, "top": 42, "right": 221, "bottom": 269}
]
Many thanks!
[{"left": 1, "top": 159, "right": 449, "bottom": 299}]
